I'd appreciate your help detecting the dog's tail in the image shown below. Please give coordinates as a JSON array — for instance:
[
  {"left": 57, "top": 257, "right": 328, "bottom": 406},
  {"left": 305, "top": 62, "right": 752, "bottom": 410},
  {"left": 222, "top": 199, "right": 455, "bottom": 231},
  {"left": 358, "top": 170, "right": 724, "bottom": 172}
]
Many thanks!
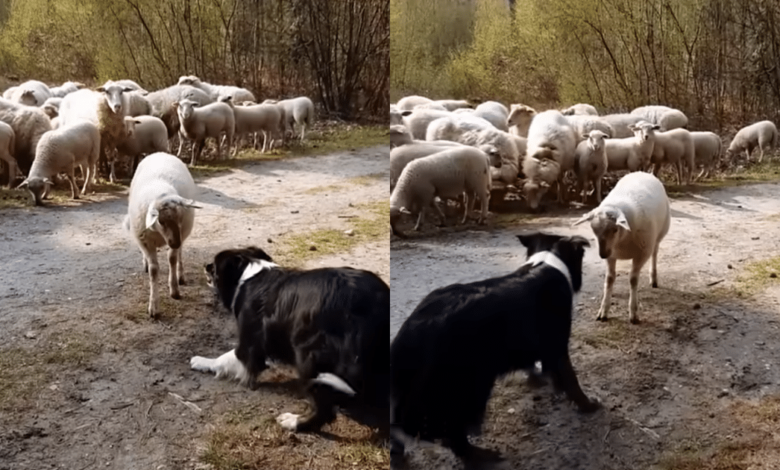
[{"left": 311, "top": 373, "right": 356, "bottom": 396}]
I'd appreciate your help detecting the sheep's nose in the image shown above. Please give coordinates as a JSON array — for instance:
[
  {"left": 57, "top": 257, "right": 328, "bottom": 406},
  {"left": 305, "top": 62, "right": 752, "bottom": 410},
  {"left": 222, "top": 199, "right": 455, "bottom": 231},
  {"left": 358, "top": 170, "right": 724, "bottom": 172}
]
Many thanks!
[
  {"left": 600, "top": 250, "right": 610, "bottom": 259},
  {"left": 113, "top": 104, "right": 122, "bottom": 113}
]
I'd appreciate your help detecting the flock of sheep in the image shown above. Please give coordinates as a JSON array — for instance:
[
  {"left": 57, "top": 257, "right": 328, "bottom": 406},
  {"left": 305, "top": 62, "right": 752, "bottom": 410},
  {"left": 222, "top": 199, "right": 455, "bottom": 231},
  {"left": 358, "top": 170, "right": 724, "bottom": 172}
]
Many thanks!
[
  {"left": 388, "top": 95, "right": 780, "bottom": 235},
  {"left": 0, "top": 77, "right": 316, "bottom": 205}
]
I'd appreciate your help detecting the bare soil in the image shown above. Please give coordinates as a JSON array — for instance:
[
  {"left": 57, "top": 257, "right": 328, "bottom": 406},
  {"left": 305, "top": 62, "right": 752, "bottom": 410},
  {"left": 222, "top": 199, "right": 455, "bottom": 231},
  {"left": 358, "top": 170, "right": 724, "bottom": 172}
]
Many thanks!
[
  {"left": 0, "top": 145, "right": 390, "bottom": 470},
  {"left": 391, "top": 181, "right": 780, "bottom": 470}
]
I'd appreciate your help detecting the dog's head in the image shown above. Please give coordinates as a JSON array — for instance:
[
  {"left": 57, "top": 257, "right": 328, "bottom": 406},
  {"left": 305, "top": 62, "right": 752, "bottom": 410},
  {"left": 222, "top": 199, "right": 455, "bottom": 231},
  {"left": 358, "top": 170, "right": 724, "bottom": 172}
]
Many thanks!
[
  {"left": 517, "top": 232, "right": 590, "bottom": 292},
  {"left": 204, "top": 246, "right": 275, "bottom": 312}
]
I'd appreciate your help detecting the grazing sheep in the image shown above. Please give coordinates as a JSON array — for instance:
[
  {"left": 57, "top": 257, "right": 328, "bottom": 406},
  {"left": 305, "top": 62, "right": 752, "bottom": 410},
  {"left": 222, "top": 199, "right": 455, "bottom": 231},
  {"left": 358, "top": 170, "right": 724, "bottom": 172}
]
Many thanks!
[
  {"left": 49, "top": 81, "right": 86, "bottom": 98},
  {"left": 41, "top": 97, "right": 62, "bottom": 118},
  {"left": 124, "top": 152, "right": 201, "bottom": 318},
  {"left": 600, "top": 114, "right": 647, "bottom": 139},
  {"left": 521, "top": 157, "right": 561, "bottom": 210},
  {"left": 507, "top": 104, "right": 536, "bottom": 137},
  {"left": 524, "top": 110, "right": 578, "bottom": 204},
  {"left": 630, "top": 105, "right": 688, "bottom": 131},
  {"left": 561, "top": 103, "right": 599, "bottom": 116},
  {"left": 396, "top": 95, "right": 434, "bottom": 111},
  {"left": 389, "top": 142, "right": 499, "bottom": 191},
  {"left": 563, "top": 115, "right": 614, "bottom": 141},
  {"left": 174, "top": 99, "right": 235, "bottom": 166},
  {"left": 647, "top": 127, "right": 696, "bottom": 184},
  {"left": 0, "top": 121, "right": 17, "bottom": 188},
  {"left": 604, "top": 121, "right": 658, "bottom": 173},
  {"left": 401, "top": 109, "right": 451, "bottom": 140},
  {"left": 263, "top": 97, "right": 315, "bottom": 141},
  {"left": 433, "top": 99, "right": 472, "bottom": 112},
  {"left": 222, "top": 97, "right": 283, "bottom": 153},
  {"left": 691, "top": 131, "right": 722, "bottom": 180},
  {"left": 0, "top": 98, "right": 53, "bottom": 175},
  {"left": 390, "top": 146, "right": 491, "bottom": 236},
  {"left": 18, "top": 121, "right": 100, "bottom": 205},
  {"left": 177, "top": 75, "right": 255, "bottom": 103},
  {"left": 573, "top": 171, "right": 670, "bottom": 324},
  {"left": 458, "top": 128, "right": 520, "bottom": 185},
  {"left": 425, "top": 114, "right": 494, "bottom": 142},
  {"left": 575, "top": 130, "right": 609, "bottom": 203},
  {"left": 9, "top": 80, "right": 52, "bottom": 106},
  {"left": 726, "top": 120, "right": 779, "bottom": 163},
  {"left": 118, "top": 116, "right": 170, "bottom": 175},
  {"left": 59, "top": 82, "right": 134, "bottom": 183},
  {"left": 126, "top": 91, "right": 152, "bottom": 117}
]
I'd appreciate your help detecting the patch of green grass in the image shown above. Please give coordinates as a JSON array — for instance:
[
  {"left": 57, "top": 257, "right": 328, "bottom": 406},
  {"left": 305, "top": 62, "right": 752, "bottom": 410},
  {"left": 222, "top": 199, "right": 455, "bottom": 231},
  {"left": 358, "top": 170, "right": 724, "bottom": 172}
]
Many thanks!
[
  {"left": 665, "top": 159, "right": 780, "bottom": 198},
  {"left": 0, "top": 179, "right": 126, "bottom": 209},
  {"left": 714, "top": 256, "right": 780, "bottom": 298}
]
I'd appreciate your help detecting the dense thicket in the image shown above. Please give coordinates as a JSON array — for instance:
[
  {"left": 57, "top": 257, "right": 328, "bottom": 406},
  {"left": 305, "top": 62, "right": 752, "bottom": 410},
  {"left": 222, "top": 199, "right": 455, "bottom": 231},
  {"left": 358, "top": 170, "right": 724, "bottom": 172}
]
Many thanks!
[
  {"left": 0, "top": 0, "right": 388, "bottom": 120},
  {"left": 391, "top": 0, "right": 780, "bottom": 131}
]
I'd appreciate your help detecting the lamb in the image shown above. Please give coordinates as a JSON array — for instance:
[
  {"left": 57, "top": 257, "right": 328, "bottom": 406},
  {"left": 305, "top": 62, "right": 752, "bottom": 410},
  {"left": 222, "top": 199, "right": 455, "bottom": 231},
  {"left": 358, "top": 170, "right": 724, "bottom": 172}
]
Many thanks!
[
  {"left": 523, "top": 109, "right": 578, "bottom": 204},
  {"left": 458, "top": 127, "right": 520, "bottom": 185},
  {"left": 630, "top": 105, "right": 688, "bottom": 131},
  {"left": 177, "top": 75, "right": 255, "bottom": 104},
  {"left": 396, "top": 95, "right": 434, "bottom": 111},
  {"left": 506, "top": 104, "right": 536, "bottom": 137},
  {"left": 18, "top": 120, "right": 100, "bottom": 205},
  {"left": 400, "top": 108, "right": 451, "bottom": 140},
  {"left": 573, "top": 171, "right": 670, "bottom": 324},
  {"left": 174, "top": 99, "right": 235, "bottom": 165},
  {"left": 41, "top": 97, "right": 62, "bottom": 118},
  {"left": 0, "top": 121, "right": 17, "bottom": 188},
  {"left": 563, "top": 115, "right": 614, "bottom": 141},
  {"left": 58, "top": 82, "right": 134, "bottom": 183},
  {"left": 470, "top": 101, "right": 509, "bottom": 131},
  {"left": 691, "top": 131, "right": 722, "bottom": 180},
  {"left": 9, "top": 80, "right": 52, "bottom": 106},
  {"left": 123, "top": 152, "right": 201, "bottom": 318},
  {"left": 222, "top": 97, "right": 283, "bottom": 153},
  {"left": 604, "top": 121, "right": 658, "bottom": 173},
  {"left": 600, "top": 114, "right": 647, "bottom": 138},
  {"left": 0, "top": 98, "right": 53, "bottom": 175},
  {"left": 118, "top": 116, "right": 170, "bottom": 175},
  {"left": 262, "top": 97, "right": 314, "bottom": 141},
  {"left": 726, "top": 120, "right": 779, "bottom": 163},
  {"left": 48, "top": 81, "right": 86, "bottom": 98},
  {"left": 647, "top": 127, "right": 696, "bottom": 184},
  {"left": 390, "top": 146, "right": 491, "bottom": 236},
  {"left": 433, "top": 99, "right": 472, "bottom": 112},
  {"left": 561, "top": 103, "right": 599, "bottom": 116},
  {"left": 574, "top": 130, "right": 609, "bottom": 203}
]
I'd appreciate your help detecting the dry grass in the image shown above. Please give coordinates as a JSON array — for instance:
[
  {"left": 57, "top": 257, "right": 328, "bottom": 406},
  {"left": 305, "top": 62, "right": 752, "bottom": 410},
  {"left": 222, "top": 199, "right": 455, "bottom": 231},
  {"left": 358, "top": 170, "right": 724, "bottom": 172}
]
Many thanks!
[
  {"left": 303, "top": 172, "right": 386, "bottom": 195},
  {"left": 665, "top": 158, "right": 780, "bottom": 198},
  {"left": 0, "top": 179, "right": 126, "bottom": 209}
]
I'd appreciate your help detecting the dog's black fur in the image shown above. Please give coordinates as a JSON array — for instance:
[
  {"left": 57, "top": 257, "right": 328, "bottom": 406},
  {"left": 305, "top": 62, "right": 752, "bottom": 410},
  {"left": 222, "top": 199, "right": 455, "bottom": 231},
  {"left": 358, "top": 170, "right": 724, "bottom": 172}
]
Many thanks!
[
  {"left": 390, "top": 232, "right": 598, "bottom": 467},
  {"left": 206, "top": 246, "right": 390, "bottom": 432}
]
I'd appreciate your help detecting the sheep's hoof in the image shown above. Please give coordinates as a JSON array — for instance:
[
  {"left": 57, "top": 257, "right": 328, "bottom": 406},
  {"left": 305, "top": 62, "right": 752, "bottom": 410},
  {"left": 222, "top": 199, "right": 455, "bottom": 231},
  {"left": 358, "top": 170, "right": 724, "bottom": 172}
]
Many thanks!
[
  {"left": 595, "top": 315, "right": 608, "bottom": 322},
  {"left": 171, "top": 292, "right": 181, "bottom": 300},
  {"left": 629, "top": 316, "right": 640, "bottom": 325},
  {"left": 652, "top": 281, "right": 658, "bottom": 288},
  {"left": 179, "top": 278, "right": 187, "bottom": 286},
  {"left": 148, "top": 307, "right": 159, "bottom": 319}
]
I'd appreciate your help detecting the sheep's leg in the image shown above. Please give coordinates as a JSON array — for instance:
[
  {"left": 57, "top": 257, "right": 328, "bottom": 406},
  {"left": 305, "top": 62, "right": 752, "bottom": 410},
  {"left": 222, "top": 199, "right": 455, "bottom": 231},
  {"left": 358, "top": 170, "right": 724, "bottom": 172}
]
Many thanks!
[
  {"left": 460, "top": 193, "right": 472, "bottom": 225},
  {"left": 81, "top": 162, "right": 92, "bottom": 195},
  {"left": 759, "top": 145, "right": 765, "bottom": 163},
  {"left": 596, "top": 258, "right": 617, "bottom": 321},
  {"left": 650, "top": 242, "right": 660, "bottom": 288},
  {"left": 413, "top": 208, "right": 425, "bottom": 231},
  {"left": 144, "top": 246, "right": 160, "bottom": 318},
  {"left": 176, "top": 133, "right": 185, "bottom": 158},
  {"left": 261, "top": 131, "right": 268, "bottom": 153},
  {"left": 595, "top": 177, "right": 603, "bottom": 203},
  {"left": 432, "top": 200, "right": 447, "bottom": 226},
  {"left": 478, "top": 191, "right": 489, "bottom": 225},
  {"left": 675, "top": 161, "right": 683, "bottom": 185},
  {"left": 628, "top": 256, "right": 650, "bottom": 324},
  {"left": 177, "top": 249, "right": 186, "bottom": 285},
  {"left": 109, "top": 158, "right": 117, "bottom": 184},
  {"left": 190, "top": 140, "right": 203, "bottom": 166},
  {"left": 300, "top": 123, "right": 306, "bottom": 141},
  {"left": 66, "top": 170, "right": 79, "bottom": 200},
  {"left": 168, "top": 247, "right": 181, "bottom": 300}
]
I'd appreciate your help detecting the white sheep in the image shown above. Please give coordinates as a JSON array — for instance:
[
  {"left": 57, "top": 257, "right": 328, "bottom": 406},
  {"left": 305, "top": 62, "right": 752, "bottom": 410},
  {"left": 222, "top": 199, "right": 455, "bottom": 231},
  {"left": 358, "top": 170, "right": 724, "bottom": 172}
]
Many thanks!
[
  {"left": 389, "top": 141, "right": 500, "bottom": 191},
  {"left": 690, "top": 131, "right": 722, "bottom": 180},
  {"left": 390, "top": 146, "right": 491, "bottom": 236},
  {"left": 146, "top": 85, "right": 213, "bottom": 139},
  {"left": 396, "top": 95, "right": 434, "bottom": 111},
  {"left": 600, "top": 114, "right": 647, "bottom": 138},
  {"left": 262, "top": 97, "right": 314, "bottom": 141},
  {"left": 646, "top": 127, "right": 696, "bottom": 185},
  {"left": 458, "top": 128, "right": 520, "bottom": 185},
  {"left": 223, "top": 97, "right": 283, "bottom": 153},
  {"left": 9, "top": 80, "right": 52, "bottom": 106},
  {"left": 561, "top": 103, "right": 599, "bottom": 116},
  {"left": 564, "top": 115, "right": 614, "bottom": 141},
  {"left": 174, "top": 99, "right": 235, "bottom": 165},
  {"left": 425, "top": 114, "right": 494, "bottom": 142},
  {"left": 575, "top": 130, "right": 609, "bottom": 203},
  {"left": 0, "top": 98, "right": 53, "bottom": 175},
  {"left": 433, "top": 99, "right": 472, "bottom": 111},
  {"left": 523, "top": 109, "right": 578, "bottom": 204},
  {"left": 177, "top": 75, "right": 255, "bottom": 104},
  {"left": 18, "top": 120, "right": 100, "bottom": 205},
  {"left": 124, "top": 152, "right": 201, "bottom": 318},
  {"left": 48, "top": 81, "right": 86, "bottom": 98},
  {"left": 604, "top": 121, "right": 659, "bottom": 173},
  {"left": 726, "top": 120, "right": 779, "bottom": 163},
  {"left": 118, "top": 116, "right": 170, "bottom": 175},
  {"left": 630, "top": 105, "right": 688, "bottom": 131},
  {"left": 413, "top": 102, "right": 449, "bottom": 111},
  {"left": 521, "top": 157, "right": 561, "bottom": 210},
  {"left": 41, "top": 97, "right": 62, "bottom": 118},
  {"left": 390, "top": 104, "right": 403, "bottom": 126},
  {"left": 506, "top": 104, "right": 536, "bottom": 137},
  {"left": 3, "top": 86, "right": 18, "bottom": 100},
  {"left": 573, "top": 171, "right": 670, "bottom": 324},
  {"left": 401, "top": 108, "right": 451, "bottom": 140},
  {"left": 0, "top": 121, "right": 17, "bottom": 188},
  {"left": 470, "top": 101, "right": 509, "bottom": 131}
]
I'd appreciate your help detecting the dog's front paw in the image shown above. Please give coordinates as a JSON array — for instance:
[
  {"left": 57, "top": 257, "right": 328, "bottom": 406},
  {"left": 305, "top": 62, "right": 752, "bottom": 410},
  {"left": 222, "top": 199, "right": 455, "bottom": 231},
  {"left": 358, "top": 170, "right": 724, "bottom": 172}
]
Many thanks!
[
  {"left": 276, "top": 412, "right": 300, "bottom": 431},
  {"left": 190, "top": 356, "right": 215, "bottom": 373},
  {"left": 577, "top": 397, "right": 602, "bottom": 414}
]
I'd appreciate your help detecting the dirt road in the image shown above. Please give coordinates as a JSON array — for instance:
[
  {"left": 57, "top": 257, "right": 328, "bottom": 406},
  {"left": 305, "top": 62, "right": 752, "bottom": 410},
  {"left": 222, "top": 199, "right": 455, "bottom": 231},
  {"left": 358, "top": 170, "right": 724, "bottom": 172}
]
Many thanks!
[{"left": 391, "top": 182, "right": 780, "bottom": 470}]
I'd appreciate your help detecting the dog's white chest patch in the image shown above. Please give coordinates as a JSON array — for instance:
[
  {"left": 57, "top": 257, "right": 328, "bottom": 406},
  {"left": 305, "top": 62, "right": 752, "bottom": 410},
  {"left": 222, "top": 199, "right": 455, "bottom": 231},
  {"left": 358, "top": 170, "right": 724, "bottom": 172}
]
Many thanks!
[{"left": 524, "top": 251, "right": 573, "bottom": 290}]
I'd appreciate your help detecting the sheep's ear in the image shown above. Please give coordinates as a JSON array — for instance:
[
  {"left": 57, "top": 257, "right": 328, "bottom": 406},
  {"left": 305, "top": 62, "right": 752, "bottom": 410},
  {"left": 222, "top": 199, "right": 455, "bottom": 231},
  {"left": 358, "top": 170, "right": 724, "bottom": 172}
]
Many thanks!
[
  {"left": 616, "top": 212, "right": 631, "bottom": 231},
  {"left": 539, "top": 181, "right": 550, "bottom": 188},
  {"left": 172, "top": 101, "right": 179, "bottom": 109},
  {"left": 178, "top": 198, "right": 202, "bottom": 209},
  {"left": 572, "top": 210, "right": 594, "bottom": 226},
  {"left": 146, "top": 207, "right": 159, "bottom": 230},
  {"left": 43, "top": 178, "right": 53, "bottom": 185},
  {"left": 399, "top": 207, "right": 412, "bottom": 215},
  {"left": 652, "top": 125, "right": 661, "bottom": 130},
  {"left": 17, "top": 179, "right": 28, "bottom": 189},
  {"left": 582, "top": 133, "right": 590, "bottom": 139},
  {"left": 401, "top": 111, "right": 412, "bottom": 117},
  {"left": 96, "top": 86, "right": 106, "bottom": 92},
  {"left": 134, "top": 120, "right": 142, "bottom": 125}
]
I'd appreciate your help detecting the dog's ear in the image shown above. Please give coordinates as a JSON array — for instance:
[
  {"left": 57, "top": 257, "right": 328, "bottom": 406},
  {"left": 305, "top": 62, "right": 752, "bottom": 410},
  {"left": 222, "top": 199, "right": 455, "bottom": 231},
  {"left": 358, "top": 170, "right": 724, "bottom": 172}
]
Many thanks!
[
  {"left": 567, "top": 235, "right": 591, "bottom": 250},
  {"left": 244, "top": 246, "right": 274, "bottom": 263}
]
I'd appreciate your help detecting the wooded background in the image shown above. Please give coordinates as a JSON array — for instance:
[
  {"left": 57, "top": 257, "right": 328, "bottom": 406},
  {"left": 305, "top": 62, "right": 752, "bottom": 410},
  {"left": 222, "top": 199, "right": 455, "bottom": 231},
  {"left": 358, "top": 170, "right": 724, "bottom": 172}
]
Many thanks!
[
  {"left": 0, "top": 0, "right": 389, "bottom": 120},
  {"left": 391, "top": 0, "right": 780, "bottom": 131}
]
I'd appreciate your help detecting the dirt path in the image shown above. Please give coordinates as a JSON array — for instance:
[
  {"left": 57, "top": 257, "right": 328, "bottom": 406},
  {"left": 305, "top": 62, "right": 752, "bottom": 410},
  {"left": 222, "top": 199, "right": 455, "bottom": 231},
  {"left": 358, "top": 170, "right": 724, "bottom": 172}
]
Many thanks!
[
  {"left": 391, "top": 182, "right": 780, "bottom": 470},
  {"left": 0, "top": 146, "right": 389, "bottom": 470}
]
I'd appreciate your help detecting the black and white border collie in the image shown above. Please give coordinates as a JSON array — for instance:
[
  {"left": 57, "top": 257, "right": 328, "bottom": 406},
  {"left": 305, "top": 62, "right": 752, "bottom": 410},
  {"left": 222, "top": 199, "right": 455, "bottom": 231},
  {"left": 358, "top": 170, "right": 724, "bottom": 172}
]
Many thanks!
[
  {"left": 190, "top": 246, "right": 389, "bottom": 433},
  {"left": 390, "top": 232, "right": 599, "bottom": 467}
]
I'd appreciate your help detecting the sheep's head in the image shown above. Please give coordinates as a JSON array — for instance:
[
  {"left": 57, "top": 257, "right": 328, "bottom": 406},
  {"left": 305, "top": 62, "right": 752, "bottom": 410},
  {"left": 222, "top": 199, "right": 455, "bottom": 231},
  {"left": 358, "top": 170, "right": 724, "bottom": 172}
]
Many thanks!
[
  {"left": 173, "top": 99, "right": 198, "bottom": 121},
  {"left": 177, "top": 75, "right": 201, "bottom": 86},
  {"left": 96, "top": 82, "right": 133, "bottom": 114},
  {"left": 584, "top": 130, "right": 609, "bottom": 152},
  {"left": 42, "top": 103, "right": 58, "bottom": 119},
  {"left": 630, "top": 121, "right": 660, "bottom": 143},
  {"left": 522, "top": 178, "right": 551, "bottom": 211},
  {"left": 19, "top": 90, "right": 37, "bottom": 106},
  {"left": 389, "top": 124, "right": 412, "bottom": 147},
  {"left": 572, "top": 207, "right": 630, "bottom": 259},
  {"left": 219, "top": 95, "right": 235, "bottom": 107},
  {"left": 478, "top": 144, "right": 502, "bottom": 168},
  {"left": 123, "top": 116, "right": 142, "bottom": 138},
  {"left": 146, "top": 196, "right": 202, "bottom": 249},
  {"left": 389, "top": 206, "right": 410, "bottom": 238},
  {"left": 18, "top": 177, "right": 52, "bottom": 206},
  {"left": 507, "top": 104, "right": 537, "bottom": 129}
]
